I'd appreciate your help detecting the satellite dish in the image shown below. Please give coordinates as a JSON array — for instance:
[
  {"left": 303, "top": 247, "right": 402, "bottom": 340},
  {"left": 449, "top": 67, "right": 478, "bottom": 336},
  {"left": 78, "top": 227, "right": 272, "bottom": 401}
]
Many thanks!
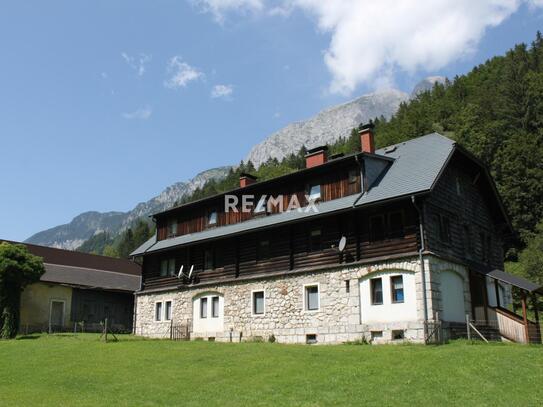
[
  {"left": 338, "top": 236, "right": 347, "bottom": 252},
  {"left": 188, "top": 265, "right": 195, "bottom": 280},
  {"left": 177, "top": 265, "right": 184, "bottom": 279}
]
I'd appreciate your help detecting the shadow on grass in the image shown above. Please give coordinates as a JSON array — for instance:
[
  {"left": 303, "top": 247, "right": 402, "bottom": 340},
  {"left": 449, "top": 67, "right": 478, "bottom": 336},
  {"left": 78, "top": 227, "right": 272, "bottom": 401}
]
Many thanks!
[{"left": 16, "top": 335, "right": 41, "bottom": 340}]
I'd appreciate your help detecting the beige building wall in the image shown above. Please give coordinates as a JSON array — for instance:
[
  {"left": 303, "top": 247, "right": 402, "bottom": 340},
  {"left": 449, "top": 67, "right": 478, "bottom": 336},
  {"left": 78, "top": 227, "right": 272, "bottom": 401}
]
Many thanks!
[{"left": 19, "top": 282, "right": 73, "bottom": 331}]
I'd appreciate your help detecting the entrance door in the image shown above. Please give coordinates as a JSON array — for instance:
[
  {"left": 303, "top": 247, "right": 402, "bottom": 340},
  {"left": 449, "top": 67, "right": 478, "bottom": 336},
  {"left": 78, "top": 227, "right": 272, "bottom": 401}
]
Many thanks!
[{"left": 50, "top": 301, "right": 64, "bottom": 331}]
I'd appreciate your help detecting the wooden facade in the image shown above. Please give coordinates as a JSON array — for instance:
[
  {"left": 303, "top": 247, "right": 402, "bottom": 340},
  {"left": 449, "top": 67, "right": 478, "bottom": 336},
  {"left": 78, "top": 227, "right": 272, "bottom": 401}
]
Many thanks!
[
  {"left": 155, "top": 160, "right": 362, "bottom": 241},
  {"left": 143, "top": 200, "right": 419, "bottom": 290}
]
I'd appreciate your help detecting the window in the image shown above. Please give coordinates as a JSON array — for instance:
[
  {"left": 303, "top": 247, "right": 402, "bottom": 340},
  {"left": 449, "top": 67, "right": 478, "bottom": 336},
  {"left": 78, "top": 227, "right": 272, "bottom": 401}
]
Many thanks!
[
  {"left": 309, "top": 228, "right": 322, "bottom": 252},
  {"left": 167, "top": 219, "right": 177, "bottom": 237},
  {"left": 369, "top": 215, "right": 385, "bottom": 241},
  {"left": 388, "top": 211, "right": 404, "bottom": 238},
  {"left": 254, "top": 196, "right": 267, "bottom": 214},
  {"left": 165, "top": 301, "right": 172, "bottom": 321},
  {"left": 370, "top": 278, "right": 383, "bottom": 305},
  {"left": 308, "top": 184, "right": 321, "bottom": 201},
  {"left": 208, "top": 210, "right": 218, "bottom": 226},
  {"left": 305, "top": 285, "right": 319, "bottom": 311},
  {"left": 211, "top": 296, "right": 219, "bottom": 318},
  {"left": 252, "top": 291, "right": 265, "bottom": 315},
  {"left": 306, "top": 334, "right": 317, "bottom": 344},
  {"left": 345, "top": 280, "right": 350, "bottom": 293},
  {"left": 371, "top": 331, "right": 383, "bottom": 341},
  {"left": 437, "top": 215, "right": 451, "bottom": 243},
  {"left": 204, "top": 249, "right": 214, "bottom": 270},
  {"left": 391, "top": 276, "right": 404, "bottom": 303},
  {"left": 160, "top": 258, "right": 176, "bottom": 277},
  {"left": 392, "top": 330, "right": 405, "bottom": 340},
  {"left": 155, "top": 302, "right": 163, "bottom": 321},
  {"left": 200, "top": 297, "right": 208, "bottom": 318},
  {"left": 257, "top": 240, "right": 270, "bottom": 261},
  {"left": 348, "top": 169, "right": 358, "bottom": 184}
]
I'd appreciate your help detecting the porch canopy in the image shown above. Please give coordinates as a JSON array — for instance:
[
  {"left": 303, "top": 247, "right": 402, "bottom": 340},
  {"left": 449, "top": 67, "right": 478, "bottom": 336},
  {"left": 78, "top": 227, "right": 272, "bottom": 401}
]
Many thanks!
[{"left": 486, "top": 269, "right": 543, "bottom": 294}]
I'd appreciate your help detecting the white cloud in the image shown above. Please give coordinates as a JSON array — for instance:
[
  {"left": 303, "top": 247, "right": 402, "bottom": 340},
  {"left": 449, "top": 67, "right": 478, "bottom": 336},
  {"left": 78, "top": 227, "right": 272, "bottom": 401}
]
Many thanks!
[
  {"left": 121, "top": 52, "right": 151, "bottom": 76},
  {"left": 211, "top": 84, "right": 234, "bottom": 98},
  {"left": 164, "top": 56, "right": 204, "bottom": 89},
  {"left": 193, "top": 0, "right": 264, "bottom": 22},
  {"left": 193, "top": 0, "right": 543, "bottom": 94},
  {"left": 122, "top": 106, "right": 152, "bottom": 120}
]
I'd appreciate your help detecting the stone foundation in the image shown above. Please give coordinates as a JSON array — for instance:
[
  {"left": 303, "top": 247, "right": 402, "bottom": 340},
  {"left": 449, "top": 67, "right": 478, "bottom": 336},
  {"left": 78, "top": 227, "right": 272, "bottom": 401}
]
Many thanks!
[{"left": 135, "top": 255, "right": 468, "bottom": 344}]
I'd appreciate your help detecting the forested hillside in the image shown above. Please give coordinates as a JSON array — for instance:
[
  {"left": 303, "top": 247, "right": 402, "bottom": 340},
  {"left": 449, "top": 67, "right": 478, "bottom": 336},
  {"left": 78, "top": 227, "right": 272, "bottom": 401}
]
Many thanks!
[{"left": 374, "top": 33, "right": 543, "bottom": 247}]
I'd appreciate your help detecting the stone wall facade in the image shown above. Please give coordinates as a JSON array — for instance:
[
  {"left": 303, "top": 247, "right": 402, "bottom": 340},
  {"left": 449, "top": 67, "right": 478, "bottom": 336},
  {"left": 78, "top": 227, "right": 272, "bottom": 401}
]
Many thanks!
[{"left": 135, "top": 255, "right": 470, "bottom": 344}]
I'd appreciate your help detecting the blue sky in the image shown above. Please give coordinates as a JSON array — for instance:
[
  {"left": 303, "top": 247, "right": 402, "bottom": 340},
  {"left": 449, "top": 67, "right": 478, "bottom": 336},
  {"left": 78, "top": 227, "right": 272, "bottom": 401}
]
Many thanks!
[{"left": 1, "top": 0, "right": 542, "bottom": 242}]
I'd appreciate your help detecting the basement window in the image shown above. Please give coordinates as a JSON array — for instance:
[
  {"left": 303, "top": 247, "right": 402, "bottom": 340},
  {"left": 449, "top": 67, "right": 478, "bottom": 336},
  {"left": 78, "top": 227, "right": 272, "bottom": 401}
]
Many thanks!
[
  {"left": 370, "top": 278, "right": 383, "bottom": 305},
  {"left": 371, "top": 331, "right": 383, "bottom": 341},
  {"left": 306, "top": 334, "right": 318, "bottom": 344},
  {"left": 392, "top": 330, "right": 405, "bottom": 340}
]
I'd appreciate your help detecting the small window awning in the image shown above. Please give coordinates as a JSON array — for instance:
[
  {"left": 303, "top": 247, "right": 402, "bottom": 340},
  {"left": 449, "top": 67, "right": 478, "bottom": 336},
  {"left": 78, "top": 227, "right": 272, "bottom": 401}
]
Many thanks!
[{"left": 486, "top": 269, "right": 543, "bottom": 294}]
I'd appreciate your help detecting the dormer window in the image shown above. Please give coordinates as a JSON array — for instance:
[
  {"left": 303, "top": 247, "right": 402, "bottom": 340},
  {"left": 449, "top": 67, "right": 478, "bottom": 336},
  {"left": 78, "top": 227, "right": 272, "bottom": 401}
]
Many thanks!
[
  {"left": 167, "top": 219, "right": 177, "bottom": 237},
  {"left": 254, "top": 196, "right": 268, "bottom": 214},
  {"left": 208, "top": 210, "right": 217, "bottom": 226},
  {"left": 308, "top": 184, "right": 321, "bottom": 202}
]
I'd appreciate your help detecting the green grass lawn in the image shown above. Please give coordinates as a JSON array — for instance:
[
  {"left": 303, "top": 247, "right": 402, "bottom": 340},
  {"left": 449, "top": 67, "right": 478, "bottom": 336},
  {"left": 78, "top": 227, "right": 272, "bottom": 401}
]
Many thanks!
[{"left": 0, "top": 334, "right": 541, "bottom": 406}]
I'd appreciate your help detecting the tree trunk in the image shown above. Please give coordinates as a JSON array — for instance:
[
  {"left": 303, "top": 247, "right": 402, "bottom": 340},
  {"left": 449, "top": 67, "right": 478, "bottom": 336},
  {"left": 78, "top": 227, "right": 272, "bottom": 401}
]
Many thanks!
[{"left": 0, "top": 283, "right": 21, "bottom": 339}]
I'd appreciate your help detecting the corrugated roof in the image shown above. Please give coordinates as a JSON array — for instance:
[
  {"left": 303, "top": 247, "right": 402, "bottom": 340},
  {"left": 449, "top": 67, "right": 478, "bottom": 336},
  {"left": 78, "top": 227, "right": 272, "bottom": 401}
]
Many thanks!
[
  {"left": 131, "top": 133, "right": 456, "bottom": 256},
  {"left": 486, "top": 269, "right": 542, "bottom": 293}
]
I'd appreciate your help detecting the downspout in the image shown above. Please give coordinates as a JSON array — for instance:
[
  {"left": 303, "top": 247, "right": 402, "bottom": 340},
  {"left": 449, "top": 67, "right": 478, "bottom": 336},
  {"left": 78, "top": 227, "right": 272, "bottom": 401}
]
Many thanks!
[{"left": 411, "top": 195, "right": 429, "bottom": 341}]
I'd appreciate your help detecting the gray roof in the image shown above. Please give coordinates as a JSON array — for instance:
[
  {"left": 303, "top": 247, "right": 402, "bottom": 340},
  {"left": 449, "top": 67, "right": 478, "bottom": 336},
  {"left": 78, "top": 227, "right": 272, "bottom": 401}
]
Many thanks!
[
  {"left": 486, "top": 269, "right": 542, "bottom": 293},
  {"left": 131, "top": 133, "right": 455, "bottom": 256},
  {"left": 41, "top": 263, "right": 141, "bottom": 292}
]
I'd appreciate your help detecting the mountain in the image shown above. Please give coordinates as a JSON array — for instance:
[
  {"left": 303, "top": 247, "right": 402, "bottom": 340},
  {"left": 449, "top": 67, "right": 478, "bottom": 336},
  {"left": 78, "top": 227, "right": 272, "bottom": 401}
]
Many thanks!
[
  {"left": 245, "top": 88, "right": 409, "bottom": 167},
  {"left": 24, "top": 167, "right": 231, "bottom": 249}
]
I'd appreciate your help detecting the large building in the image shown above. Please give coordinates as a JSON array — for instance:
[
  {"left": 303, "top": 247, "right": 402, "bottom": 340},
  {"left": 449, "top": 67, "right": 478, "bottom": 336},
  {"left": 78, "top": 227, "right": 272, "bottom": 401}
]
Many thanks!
[
  {"left": 1, "top": 241, "right": 141, "bottom": 334},
  {"left": 131, "top": 125, "right": 541, "bottom": 344}
]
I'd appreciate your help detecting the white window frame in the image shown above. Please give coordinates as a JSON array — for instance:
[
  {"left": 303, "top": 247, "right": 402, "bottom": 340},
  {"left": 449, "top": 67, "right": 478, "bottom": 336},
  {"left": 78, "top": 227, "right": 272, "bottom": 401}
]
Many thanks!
[
  {"left": 164, "top": 300, "right": 173, "bottom": 321},
  {"left": 303, "top": 283, "right": 320, "bottom": 312},
  {"left": 211, "top": 296, "right": 220, "bottom": 318},
  {"left": 251, "top": 290, "right": 266, "bottom": 316},
  {"left": 155, "top": 301, "right": 163, "bottom": 322},
  {"left": 200, "top": 297, "right": 208, "bottom": 319}
]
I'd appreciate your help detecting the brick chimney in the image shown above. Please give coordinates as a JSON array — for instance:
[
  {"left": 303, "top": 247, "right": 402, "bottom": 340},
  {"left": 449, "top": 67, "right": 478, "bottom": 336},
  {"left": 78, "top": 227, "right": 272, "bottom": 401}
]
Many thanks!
[
  {"left": 305, "top": 146, "right": 328, "bottom": 168},
  {"left": 359, "top": 122, "right": 375, "bottom": 154},
  {"left": 239, "top": 173, "right": 257, "bottom": 188}
]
